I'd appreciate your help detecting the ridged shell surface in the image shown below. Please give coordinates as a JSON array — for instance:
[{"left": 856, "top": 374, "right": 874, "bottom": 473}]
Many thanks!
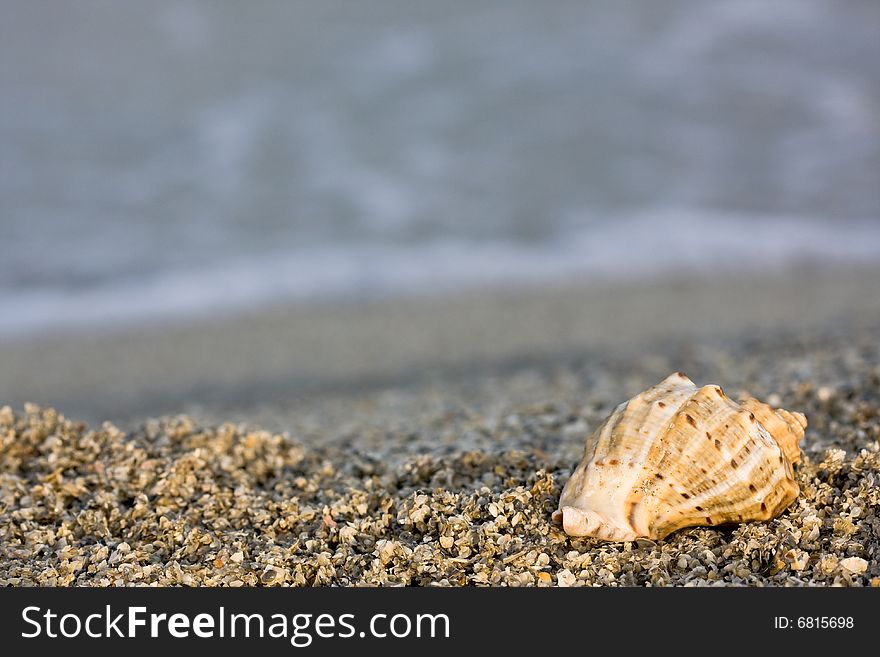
[{"left": 555, "top": 372, "right": 806, "bottom": 541}]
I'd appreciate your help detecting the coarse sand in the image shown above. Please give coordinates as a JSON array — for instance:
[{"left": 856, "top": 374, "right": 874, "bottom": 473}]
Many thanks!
[{"left": 1, "top": 323, "right": 878, "bottom": 586}]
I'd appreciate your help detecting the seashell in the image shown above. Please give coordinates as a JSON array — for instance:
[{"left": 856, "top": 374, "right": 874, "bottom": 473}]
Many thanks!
[{"left": 553, "top": 372, "right": 806, "bottom": 542}]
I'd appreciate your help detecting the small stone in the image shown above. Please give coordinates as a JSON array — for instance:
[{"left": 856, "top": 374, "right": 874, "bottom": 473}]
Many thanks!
[
  {"left": 376, "top": 540, "right": 396, "bottom": 564},
  {"left": 439, "top": 536, "right": 454, "bottom": 549},
  {"left": 784, "top": 549, "right": 810, "bottom": 571},
  {"left": 556, "top": 569, "right": 577, "bottom": 587},
  {"left": 819, "top": 556, "right": 839, "bottom": 574},
  {"left": 537, "top": 572, "right": 552, "bottom": 584},
  {"left": 840, "top": 557, "right": 868, "bottom": 574},
  {"left": 230, "top": 551, "right": 244, "bottom": 564}
]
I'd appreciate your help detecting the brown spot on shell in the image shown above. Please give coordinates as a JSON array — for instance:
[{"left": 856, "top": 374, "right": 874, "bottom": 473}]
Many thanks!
[
  {"left": 749, "top": 413, "right": 756, "bottom": 422},
  {"left": 658, "top": 401, "right": 666, "bottom": 408},
  {"left": 705, "top": 517, "right": 713, "bottom": 525},
  {"left": 626, "top": 500, "right": 639, "bottom": 528},
  {"left": 685, "top": 414, "right": 697, "bottom": 427},
  {"left": 715, "top": 387, "right": 724, "bottom": 397},
  {"left": 695, "top": 505, "right": 703, "bottom": 511},
  {"left": 608, "top": 459, "right": 619, "bottom": 465},
  {"left": 706, "top": 431, "right": 712, "bottom": 439},
  {"left": 655, "top": 473, "right": 664, "bottom": 480},
  {"left": 749, "top": 484, "right": 757, "bottom": 493},
  {"left": 714, "top": 439, "right": 722, "bottom": 450},
  {"left": 731, "top": 458, "right": 738, "bottom": 468},
  {"left": 760, "top": 502, "right": 767, "bottom": 513},
  {"left": 681, "top": 493, "right": 690, "bottom": 499}
]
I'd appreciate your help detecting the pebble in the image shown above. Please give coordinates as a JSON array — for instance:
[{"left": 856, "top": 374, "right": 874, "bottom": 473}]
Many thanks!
[
  {"left": 839, "top": 557, "right": 868, "bottom": 574},
  {"left": 816, "top": 387, "right": 835, "bottom": 402},
  {"left": 556, "top": 569, "right": 577, "bottom": 587}
]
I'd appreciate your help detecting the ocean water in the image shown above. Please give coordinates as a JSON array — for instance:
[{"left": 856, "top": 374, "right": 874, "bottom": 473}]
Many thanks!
[{"left": 1, "top": 0, "right": 879, "bottom": 337}]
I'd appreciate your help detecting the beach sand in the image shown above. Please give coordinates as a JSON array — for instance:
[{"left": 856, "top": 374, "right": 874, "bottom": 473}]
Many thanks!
[{"left": 1, "top": 265, "right": 879, "bottom": 586}]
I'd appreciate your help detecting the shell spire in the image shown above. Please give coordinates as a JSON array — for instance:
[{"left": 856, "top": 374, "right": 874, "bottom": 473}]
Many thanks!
[{"left": 554, "top": 373, "right": 806, "bottom": 541}]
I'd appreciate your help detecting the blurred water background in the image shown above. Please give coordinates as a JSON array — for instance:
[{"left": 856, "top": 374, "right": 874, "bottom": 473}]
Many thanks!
[{"left": 2, "top": 0, "right": 879, "bottom": 339}]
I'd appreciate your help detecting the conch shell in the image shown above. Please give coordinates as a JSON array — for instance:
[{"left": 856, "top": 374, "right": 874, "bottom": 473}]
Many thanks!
[{"left": 554, "top": 372, "right": 806, "bottom": 541}]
